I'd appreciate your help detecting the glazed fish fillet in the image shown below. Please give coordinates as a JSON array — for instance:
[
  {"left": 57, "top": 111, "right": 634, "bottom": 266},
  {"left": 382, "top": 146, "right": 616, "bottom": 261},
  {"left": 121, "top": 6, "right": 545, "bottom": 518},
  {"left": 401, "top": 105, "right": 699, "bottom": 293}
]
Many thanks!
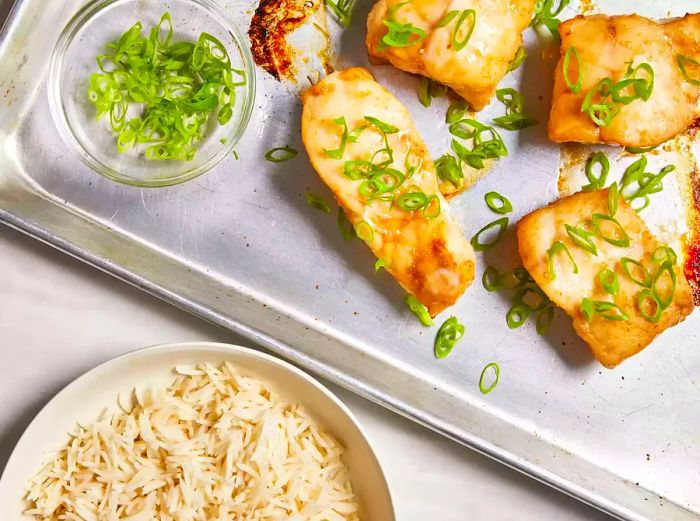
[
  {"left": 366, "top": 0, "right": 536, "bottom": 110},
  {"left": 301, "top": 68, "right": 476, "bottom": 316},
  {"left": 517, "top": 189, "right": 694, "bottom": 367},
  {"left": 549, "top": 14, "right": 700, "bottom": 147}
]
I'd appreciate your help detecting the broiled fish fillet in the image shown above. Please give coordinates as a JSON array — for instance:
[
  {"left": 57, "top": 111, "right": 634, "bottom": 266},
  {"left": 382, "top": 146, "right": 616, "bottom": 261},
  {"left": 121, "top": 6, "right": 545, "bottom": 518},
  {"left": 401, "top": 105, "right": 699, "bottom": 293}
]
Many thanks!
[
  {"left": 517, "top": 189, "right": 693, "bottom": 367},
  {"left": 549, "top": 14, "right": 700, "bottom": 147},
  {"left": 517, "top": 189, "right": 694, "bottom": 367},
  {"left": 366, "top": 0, "right": 536, "bottom": 110},
  {"left": 301, "top": 68, "right": 476, "bottom": 316}
]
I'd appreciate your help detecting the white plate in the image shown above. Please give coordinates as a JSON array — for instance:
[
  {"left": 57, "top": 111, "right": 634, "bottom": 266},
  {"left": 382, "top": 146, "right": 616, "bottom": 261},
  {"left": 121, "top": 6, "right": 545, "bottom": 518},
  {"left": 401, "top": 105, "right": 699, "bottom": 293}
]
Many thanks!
[{"left": 0, "top": 342, "right": 394, "bottom": 520}]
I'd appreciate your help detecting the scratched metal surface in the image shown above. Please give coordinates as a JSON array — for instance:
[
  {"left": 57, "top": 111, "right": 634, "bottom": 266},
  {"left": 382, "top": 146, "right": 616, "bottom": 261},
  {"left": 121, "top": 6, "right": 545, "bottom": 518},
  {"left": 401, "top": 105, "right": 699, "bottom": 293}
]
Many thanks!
[{"left": 1, "top": 0, "right": 699, "bottom": 519}]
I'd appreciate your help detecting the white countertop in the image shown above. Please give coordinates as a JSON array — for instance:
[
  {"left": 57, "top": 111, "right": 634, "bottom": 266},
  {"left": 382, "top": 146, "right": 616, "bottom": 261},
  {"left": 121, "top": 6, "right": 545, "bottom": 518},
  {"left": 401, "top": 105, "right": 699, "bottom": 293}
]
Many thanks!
[{"left": 0, "top": 227, "right": 613, "bottom": 520}]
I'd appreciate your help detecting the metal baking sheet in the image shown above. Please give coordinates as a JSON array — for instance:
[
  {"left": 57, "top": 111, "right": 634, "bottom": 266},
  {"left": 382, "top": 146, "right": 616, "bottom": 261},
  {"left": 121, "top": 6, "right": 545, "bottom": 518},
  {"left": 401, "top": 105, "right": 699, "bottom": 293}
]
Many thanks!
[{"left": 1, "top": 0, "right": 699, "bottom": 519}]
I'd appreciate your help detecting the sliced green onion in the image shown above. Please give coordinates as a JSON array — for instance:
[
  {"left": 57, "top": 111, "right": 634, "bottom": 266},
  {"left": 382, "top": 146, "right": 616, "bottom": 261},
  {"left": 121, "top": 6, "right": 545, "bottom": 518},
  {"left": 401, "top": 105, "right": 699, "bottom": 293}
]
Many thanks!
[
  {"left": 610, "top": 78, "right": 647, "bottom": 104},
  {"left": 514, "top": 283, "right": 549, "bottom": 311},
  {"left": 496, "top": 88, "right": 524, "bottom": 114},
  {"left": 582, "top": 152, "right": 609, "bottom": 191},
  {"left": 434, "top": 316, "right": 465, "bottom": 359},
  {"left": 652, "top": 261, "right": 676, "bottom": 310},
  {"left": 565, "top": 223, "right": 597, "bottom": 255},
  {"left": 506, "top": 304, "right": 531, "bottom": 329},
  {"left": 422, "top": 195, "right": 441, "bottom": 219},
  {"left": 493, "top": 113, "right": 538, "bottom": 131},
  {"left": 323, "top": 116, "right": 349, "bottom": 159},
  {"left": 484, "top": 191, "right": 513, "bottom": 214},
  {"left": 677, "top": 54, "right": 700, "bottom": 86},
  {"left": 482, "top": 266, "right": 500, "bottom": 292},
  {"left": 591, "top": 213, "right": 630, "bottom": 248},
  {"left": 471, "top": 217, "right": 509, "bottom": 252},
  {"left": 337, "top": 207, "right": 355, "bottom": 241},
  {"left": 482, "top": 266, "right": 522, "bottom": 292},
  {"left": 364, "top": 115, "right": 399, "bottom": 134},
  {"left": 446, "top": 101, "right": 469, "bottom": 124},
  {"left": 563, "top": 46, "right": 583, "bottom": 93},
  {"left": 381, "top": 3, "right": 427, "bottom": 49},
  {"left": 608, "top": 183, "right": 619, "bottom": 216},
  {"left": 580, "top": 298, "right": 629, "bottom": 322},
  {"left": 637, "top": 289, "right": 662, "bottom": 323},
  {"left": 450, "top": 9, "right": 476, "bottom": 51},
  {"left": 547, "top": 241, "right": 578, "bottom": 281},
  {"left": 598, "top": 268, "right": 619, "bottom": 296},
  {"left": 418, "top": 77, "right": 432, "bottom": 107},
  {"left": 652, "top": 245, "right": 677, "bottom": 266},
  {"left": 621, "top": 257, "right": 651, "bottom": 288},
  {"left": 305, "top": 192, "right": 331, "bottom": 213},
  {"left": 397, "top": 191, "right": 428, "bottom": 211},
  {"left": 625, "top": 144, "right": 658, "bottom": 154},
  {"left": 405, "top": 294, "right": 434, "bottom": 326},
  {"left": 479, "top": 362, "right": 500, "bottom": 394},
  {"left": 325, "top": 0, "right": 355, "bottom": 27},
  {"left": 507, "top": 46, "right": 526, "bottom": 73},
  {"left": 536, "top": 306, "right": 555, "bottom": 334},
  {"left": 355, "top": 220, "right": 374, "bottom": 242},
  {"left": 265, "top": 145, "right": 298, "bottom": 162},
  {"left": 435, "top": 153, "right": 464, "bottom": 187},
  {"left": 436, "top": 9, "right": 459, "bottom": 27},
  {"left": 375, "top": 258, "right": 387, "bottom": 272}
]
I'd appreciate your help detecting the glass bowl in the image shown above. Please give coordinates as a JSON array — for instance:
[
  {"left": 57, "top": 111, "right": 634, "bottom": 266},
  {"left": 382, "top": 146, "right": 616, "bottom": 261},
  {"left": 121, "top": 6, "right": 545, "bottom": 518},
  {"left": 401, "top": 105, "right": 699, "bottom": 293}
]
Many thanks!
[{"left": 48, "top": 0, "right": 255, "bottom": 187}]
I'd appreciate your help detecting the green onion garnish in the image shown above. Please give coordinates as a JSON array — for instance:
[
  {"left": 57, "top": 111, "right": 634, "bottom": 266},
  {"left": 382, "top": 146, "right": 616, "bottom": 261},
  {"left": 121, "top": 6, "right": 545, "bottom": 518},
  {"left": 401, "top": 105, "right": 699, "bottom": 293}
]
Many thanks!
[
  {"left": 530, "top": 0, "right": 570, "bottom": 38},
  {"left": 637, "top": 289, "right": 662, "bottom": 323},
  {"left": 536, "top": 306, "right": 555, "bottom": 334},
  {"left": 435, "top": 153, "right": 464, "bottom": 187},
  {"left": 306, "top": 192, "right": 331, "bottom": 213},
  {"left": 652, "top": 245, "right": 677, "bottom": 266},
  {"left": 563, "top": 46, "right": 583, "bottom": 93},
  {"left": 418, "top": 78, "right": 447, "bottom": 107},
  {"left": 405, "top": 294, "right": 434, "bottom": 326},
  {"left": 625, "top": 144, "right": 659, "bottom": 154},
  {"left": 381, "top": 2, "right": 427, "bottom": 48},
  {"left": 355, "top": 220, "right": 374, "bottom": 242},
  {"left": 591, "top": 213, "right": 630, "bottom": 248},
  {"left": 265, "top": 146, "right": 297, "bottom": 162},
  {"left": 608, "top": 183, "right": 619, "bottom": 216},
  {"left": 565, "top": 223, "right": 597, "bottom": 255},
  {"left": 506, "top": 304, "right": 531, "bottom": 328},
  {"left": 582, "top": 152, "right": 609, "bottom": 191},
  {"left": 423, "top": 195, "right": 441, "bottom": 219},
  {"left": 484, "top": 191, "right": 513, "bottom": 214},
  {"left": 446, "top": 101, "right": 470, "bottom": 124},
  {"left": 507, "top": 46, "right": 526, "bottom": 73},
  {"left": 337, "top": 207, "right": 355, "bottom": 241},
  {"left": 482, "top": 266, "right": 522, "bottom": 292},
  {"left": 323, "top": 116, "right": 349, "bottom": 159},
  {"left": 364, "top": 115, "right": 399, "bottom": 134},
  {"left": 479, "top": 362, "right": 500, "bottom": 394},
  {"left": 375, "top": 258, "right": 387, "bottom": 272},
  {"left": 598, "top": 268, "right": 619, "bottom": 296},
  {"left": 621, "top": 257, "right": 651, "bottom": 287},
  {"left": 326, "top": 0, "right": 355, "bottom": 27},
  {"left": 434, "top": 316, "right": 465, "bottom": 359},
  {"left": 547, "top": 241, "right": 578, "bottom": 280},
  {"left": 397, "top": 191, "right": 428, "bottom": 210},
  {"left": 581, "top": 298, "right": 629, "bottom": 322},
  {"left": 471, "top": 217, "right": 509, "bottom": 251},
  {"left": 493, "top": 113, "right": 538, "bottom": 131},
  {"left": 652, "top": 261, "right": 676, "bottom": 310},
  {"left": 450, "top": 9, "right": 476, "bottom": 51},
  {"left": 87, "top": 13, "right": 245, "bottom": 161},
  {"left": 677, "top": 54, "right": 700, "bottom": 86}
]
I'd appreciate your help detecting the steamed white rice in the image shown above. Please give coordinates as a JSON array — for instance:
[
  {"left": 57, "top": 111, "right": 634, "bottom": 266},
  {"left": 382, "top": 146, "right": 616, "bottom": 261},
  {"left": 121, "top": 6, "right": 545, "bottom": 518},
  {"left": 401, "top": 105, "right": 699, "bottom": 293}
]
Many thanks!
[{"left": 25, "top": 362, "right": 360, "bottom": 520}]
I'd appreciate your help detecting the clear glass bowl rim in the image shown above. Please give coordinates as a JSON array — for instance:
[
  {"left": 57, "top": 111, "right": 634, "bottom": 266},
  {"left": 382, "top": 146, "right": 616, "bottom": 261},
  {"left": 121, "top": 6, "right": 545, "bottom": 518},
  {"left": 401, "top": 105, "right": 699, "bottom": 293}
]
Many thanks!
[{"left": 47, "top": 0, "right": 256, "bottom": 188}]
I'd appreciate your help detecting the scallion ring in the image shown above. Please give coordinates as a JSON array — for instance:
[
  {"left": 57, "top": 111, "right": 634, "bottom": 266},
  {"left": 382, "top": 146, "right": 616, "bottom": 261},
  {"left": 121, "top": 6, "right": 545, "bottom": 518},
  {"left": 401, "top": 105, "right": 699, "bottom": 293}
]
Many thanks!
[
  {"left": 479, "top": 362, "right": 500, "bottom": 394},
  {"left": 446, "top": 100, "right": 470, "bottom": 124},
  {"left": 471, "top": 217, "right": 509, "bottom": 252},
  {"left": 598, "top": 268, "right": 619, "bottom": 296},
  {"left": 677, "top": 54, "right": 700, "bottom": 86},
  {"left": 536, "top": 306, "right": 555, "bottom": 335},
  {"left": 337, "top": 207, "right": 355, "bottom": 241},
  {"left": 434, "top": 316, "right": 465, "bottom": 359},
  {"left": 621, "top": 257, "right": 651, "bottom": 288},
  {"left": 563, "top": 46, "right": 583, "bottom": 94},
  {"left": 582, "top": 151, "right": 609, "bottom": 191},
  {"left": 265, "top": 146, "right": 298, "bottom": 162},
  {"left": 608, "top": 183, "right": 620, "bottom": 216},
  {"left": 397, "top": 191, "right": 428, "bottom": 211},
  {"left": 405, "top": 294, "right": 434, "bottom": 327},
  {"left": 375, "top": 258, "right": 387, "bottom": 272},
  {"left": 355, "top": 220, "right": 374, "bottom": 242},
  {"left": 580, "top": 298, "right": 629, "bottom": 322},
  {"left": 484, "top": 191, "right": 513, "bottom": 214},
  {"left": 547, "top": 241, "right": 578, "bottom": 281},
  {"left": 591, "top": 213, "right": 630, "bottom": 248},
  {"left": 323, "top": 116, "right": 349, "bottom": 159},
  {"left": 637, "top": 289, "right": 662, "bottom": 323},
  {"left": 565, "top": 223, "right": 597, "bottom": 255},
  {"left": 305, "top": 192, "right": 331, "bottom": 214},
  {"left": 652, "top": 261, "right": 676, "bottom": 310},
  {"left": 506, "top": 304, "right": 531, "bottom": 329}
]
